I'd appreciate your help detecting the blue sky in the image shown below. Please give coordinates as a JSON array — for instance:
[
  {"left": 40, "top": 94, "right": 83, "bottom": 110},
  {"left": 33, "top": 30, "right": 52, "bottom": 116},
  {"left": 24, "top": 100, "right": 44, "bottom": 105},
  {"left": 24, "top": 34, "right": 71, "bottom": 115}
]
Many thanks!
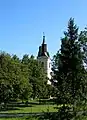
[{"left": 0, "top": 0, "right": 87, "bottom": 58}]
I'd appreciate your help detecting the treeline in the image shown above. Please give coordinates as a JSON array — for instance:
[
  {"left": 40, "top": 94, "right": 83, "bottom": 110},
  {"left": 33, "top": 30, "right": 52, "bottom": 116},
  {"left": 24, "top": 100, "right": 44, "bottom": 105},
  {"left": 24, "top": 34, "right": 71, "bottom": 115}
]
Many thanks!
[{"left": 0, "top": 53, "right": 50, "bottom": 104}]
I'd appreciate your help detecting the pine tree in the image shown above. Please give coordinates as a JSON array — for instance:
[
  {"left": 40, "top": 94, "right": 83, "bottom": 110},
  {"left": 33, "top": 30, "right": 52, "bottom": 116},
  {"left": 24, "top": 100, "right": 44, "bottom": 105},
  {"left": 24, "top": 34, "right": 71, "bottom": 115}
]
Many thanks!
[
  {"left": 79, "top": 27, "right": 87, "bottom": 68},
  {"left": 53, "top": 18, "right": 86, "bottom": 119}
]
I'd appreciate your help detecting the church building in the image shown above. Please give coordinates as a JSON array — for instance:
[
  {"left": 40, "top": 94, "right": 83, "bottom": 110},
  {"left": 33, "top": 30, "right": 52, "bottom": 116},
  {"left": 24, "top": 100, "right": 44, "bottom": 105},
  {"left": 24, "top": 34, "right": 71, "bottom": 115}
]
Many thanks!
[{"left": 37, "top": 34, "right": 52, "bottom": 84}]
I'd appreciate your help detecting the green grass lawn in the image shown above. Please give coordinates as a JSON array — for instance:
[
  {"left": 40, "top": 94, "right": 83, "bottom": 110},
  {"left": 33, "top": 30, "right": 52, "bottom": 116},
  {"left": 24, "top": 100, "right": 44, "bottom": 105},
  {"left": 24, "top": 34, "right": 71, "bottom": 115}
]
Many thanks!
[
  {"left": 1, "top": 104, "right": 87, "bottom": 120},
  {"left": 0, "top": 103, "right": 57, "bottom": 120},
  {"left": 0, "top": 104, "right": 57, "bottom": 113},
  {"left": 0, "top": 117, "right": 39, "bottom": 120},
  {"left": 1, "top": 115, "right": 87, "bottom": 120}
]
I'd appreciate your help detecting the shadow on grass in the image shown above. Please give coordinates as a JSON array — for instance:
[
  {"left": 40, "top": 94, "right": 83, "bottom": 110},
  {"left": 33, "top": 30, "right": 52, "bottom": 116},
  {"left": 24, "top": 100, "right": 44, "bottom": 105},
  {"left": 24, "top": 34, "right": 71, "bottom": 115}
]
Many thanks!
[
  {"left": 7, "top": 104, "right": 33, "bottom": 107},
  {"left": 21, "top": 112, "right": 58, "bottom": 120},
  {"left": 0, "top": 107, "right": 20, "bottom": 111},
  {"left": 0, "top": 98, "right": 56, "bottom": 113},
  {"left": 38, "top": 98, "right": 56, "bottom": 105},
  {"left": 0, "top": 104, "right": 33, "bottom": 112}
]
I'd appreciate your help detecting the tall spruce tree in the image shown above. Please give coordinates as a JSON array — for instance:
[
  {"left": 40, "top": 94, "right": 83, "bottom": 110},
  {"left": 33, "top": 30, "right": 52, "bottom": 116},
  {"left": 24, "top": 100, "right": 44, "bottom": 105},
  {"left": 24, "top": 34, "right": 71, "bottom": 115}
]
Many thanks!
[
  {"left": 79, "top": 27, "right": 87, "bottom": 68},
  {"left": 53, "top": 18, "right": 86, "bottom": 119}
]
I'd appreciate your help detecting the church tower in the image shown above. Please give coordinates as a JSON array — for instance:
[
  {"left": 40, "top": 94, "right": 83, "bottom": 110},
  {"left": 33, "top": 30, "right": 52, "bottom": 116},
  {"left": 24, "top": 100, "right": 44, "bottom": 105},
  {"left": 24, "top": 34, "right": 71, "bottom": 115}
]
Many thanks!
[{"left": 37, "top": 34, "right": 52, "bottom": 84}]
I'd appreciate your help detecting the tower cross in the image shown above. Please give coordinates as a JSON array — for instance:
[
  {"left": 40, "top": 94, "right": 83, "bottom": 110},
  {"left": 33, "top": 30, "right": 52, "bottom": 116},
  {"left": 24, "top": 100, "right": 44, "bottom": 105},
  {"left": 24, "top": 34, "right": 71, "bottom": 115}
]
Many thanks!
[{"left": 43, "top": 32, "right": 45, "bottom": 44}]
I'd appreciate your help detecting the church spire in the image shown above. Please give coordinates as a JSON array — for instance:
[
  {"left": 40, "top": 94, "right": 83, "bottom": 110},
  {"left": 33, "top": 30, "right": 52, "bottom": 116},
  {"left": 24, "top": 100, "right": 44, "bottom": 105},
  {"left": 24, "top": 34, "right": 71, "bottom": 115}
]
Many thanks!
[
  {"left": 37, "top": 33, "right": 49, "bottom": 58},
  {"left": 43, "top": 32, "right": 45, "bottom": 44}
]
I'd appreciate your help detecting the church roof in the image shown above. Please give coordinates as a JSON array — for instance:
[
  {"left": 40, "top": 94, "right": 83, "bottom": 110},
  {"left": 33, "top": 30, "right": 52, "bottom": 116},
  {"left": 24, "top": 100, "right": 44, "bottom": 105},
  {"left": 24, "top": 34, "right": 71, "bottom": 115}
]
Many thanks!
[{"left": 37, "top": 34, "right": 50, "bottom": 58}]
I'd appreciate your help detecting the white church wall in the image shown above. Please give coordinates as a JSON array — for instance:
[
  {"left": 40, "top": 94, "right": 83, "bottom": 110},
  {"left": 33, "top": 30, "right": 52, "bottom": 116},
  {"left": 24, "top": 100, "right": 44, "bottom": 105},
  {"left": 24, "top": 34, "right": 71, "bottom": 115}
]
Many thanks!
[{"left": 37, "top": 56, "right": 52, "bottom": 85}]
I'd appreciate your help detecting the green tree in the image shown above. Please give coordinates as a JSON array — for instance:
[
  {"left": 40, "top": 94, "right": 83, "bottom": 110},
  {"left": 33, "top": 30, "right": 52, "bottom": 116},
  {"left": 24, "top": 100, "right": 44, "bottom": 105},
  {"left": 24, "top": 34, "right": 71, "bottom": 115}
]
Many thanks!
[
  {"left": 10, "top": 56, "right": 32, "bottom": 101},
  {"left": 21, "top": 54, "right": 48, "bottom": 99},
  {"left": 0, "top": 51, "right": 48, "bottom": 107},
  {"left": 0, "top": 52, "right": 33, "bottom": 105},
  {"left": 12, "top": 54, "right": 20, "bottom": 62},
  {"left": 22, "top": 54, "right": 29, "bottom": 64},
  {"left": 28, "top": 58, "right": 47, "bottom": 99},
  {"left": 79, "top": 27, "right": 87, "bottom": 67},
  {"left": 53, "top": 18, "right": 86, "bottom": 119},
  {"left": 0, "top": 53, "right": 13, "bottom": 105},
  {"left": 19, "top": 63, "right": 32, "bottom": 102}
]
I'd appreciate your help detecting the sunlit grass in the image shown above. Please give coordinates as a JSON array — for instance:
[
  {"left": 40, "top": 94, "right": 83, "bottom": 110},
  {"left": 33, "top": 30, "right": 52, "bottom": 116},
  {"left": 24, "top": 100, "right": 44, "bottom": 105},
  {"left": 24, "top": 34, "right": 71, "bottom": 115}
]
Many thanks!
[{"left": 0, "top": 104, "right": 57, "bottom": 113}]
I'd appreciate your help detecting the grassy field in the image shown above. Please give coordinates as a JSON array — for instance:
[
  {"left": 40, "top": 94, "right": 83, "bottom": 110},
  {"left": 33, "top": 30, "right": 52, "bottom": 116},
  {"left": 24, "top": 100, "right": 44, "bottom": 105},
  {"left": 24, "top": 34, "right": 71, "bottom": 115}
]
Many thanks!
[
  {"left": 1, "top": 116, "right": 87, "bottom": 120},
  {"left": 0, "top": 117, "right": 39, "bottom": 120},
  {"left": 3, "top": 100, "right": 87, "bottom": 120},
  {"left": 0, "top": 99, "right": 57, "bottom": 114},
  {"left": 0, "top": 104, "right": 57, "bottom": 113},
  {"left": 0, "top": 99, "right": 57, "bottom": 119}
]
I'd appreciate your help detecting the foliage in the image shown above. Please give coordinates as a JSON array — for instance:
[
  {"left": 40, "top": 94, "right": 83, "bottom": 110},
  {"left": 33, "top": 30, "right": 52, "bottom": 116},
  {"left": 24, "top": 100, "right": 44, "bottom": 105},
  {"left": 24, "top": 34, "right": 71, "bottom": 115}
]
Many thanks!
[
  {"left": 0, "top": 53, "right": 47, "bottom": 106},
  {"left": 22, "top": 55, "right": 48, "bottom": 99},
  {"left": 79, "top": 27, "right": 87, "bottom": 68},
  {"left": 52, "top": 18, "right": 87, "bottom": 119}
]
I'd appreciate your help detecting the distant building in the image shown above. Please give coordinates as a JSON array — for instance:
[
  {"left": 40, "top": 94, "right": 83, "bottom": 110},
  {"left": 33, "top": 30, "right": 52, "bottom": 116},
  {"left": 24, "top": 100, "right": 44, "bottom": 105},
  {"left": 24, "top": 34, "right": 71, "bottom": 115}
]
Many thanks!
[{"left": 37, "top": 34, "right": 52, "bottom": 84}]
